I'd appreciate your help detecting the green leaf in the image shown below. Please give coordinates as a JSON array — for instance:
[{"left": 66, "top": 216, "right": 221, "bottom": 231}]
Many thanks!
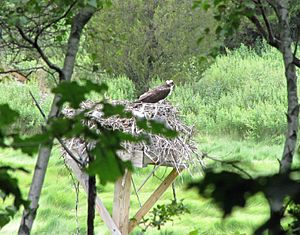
[
  {"left": 52, "top": 80, "right": 108, "bottom": 108},
  {"left": 86, "top": 144, "right": 133, "bottom": 185},
  {"left": 0, "top": 104, "right": 19, "bottom": 127},
  {"left": 87, "top": 0, "right": 97, "bottom": 8},
  {"left": 189, "top": 229, "right": 199, "bottom": 235},
  {"left": 0, "top": 164, "right": 28, "bottom": 228},
  {"left": 102, "top": 103, "right": 132, "bottom": 118},
  {"left": 10, "top": 133, "right": 49, "bottom": 156}
]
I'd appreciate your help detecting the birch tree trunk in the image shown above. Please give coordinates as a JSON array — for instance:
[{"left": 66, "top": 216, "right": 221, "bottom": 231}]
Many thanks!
[
  {"left": 268, "top": 1, "right": 299, "bottom": 234},
  {"left": 278, "top": 0, "right": 299, "bottom": 175},
  {"left": 18, "top": 7, "right": 96, "bottom": 235}
]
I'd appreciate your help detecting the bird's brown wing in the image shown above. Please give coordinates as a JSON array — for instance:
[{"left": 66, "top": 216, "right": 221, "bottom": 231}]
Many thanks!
[{"left": 138, "top": 86, "right": 170, "bottom": 103}]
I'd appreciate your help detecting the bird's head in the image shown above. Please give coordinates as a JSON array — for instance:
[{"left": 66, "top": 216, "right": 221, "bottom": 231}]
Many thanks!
[
  {"left": 166, "top": 80, "right": 174, "bottom": 87},
  {"left": 166, "top": 80, "right": 175, "bottom": 93}
]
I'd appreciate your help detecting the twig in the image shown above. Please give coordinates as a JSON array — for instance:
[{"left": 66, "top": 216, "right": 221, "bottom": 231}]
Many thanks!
[
  {"left": 29, "top": 90, "right": 46, "bottom": 120},
  {"left": 63, "top": 158, "right": 81, "bottom": 235},
  {"left": 35, "top": 1, "right": 77, "bottom": 41},
  {"left": 172, "top": 182, "right": 177, "bottom": 203},
  {"left": 203, "top": 153, "right": 253, "bottom": 179},
  {"left": 137, "top": 165, "right": 160, "bottom": 192},
  {"left": 58, "top": 139, "right": 83, "bottom": 166},
  {"left": 131, "top": 177, "right": 142, "bottom": 208},
  {"left": 29, "top": 90, "right": 84, "bottom": 166},
  {"left": 16, "top": 25, "right": 63, "bottom": 78}
]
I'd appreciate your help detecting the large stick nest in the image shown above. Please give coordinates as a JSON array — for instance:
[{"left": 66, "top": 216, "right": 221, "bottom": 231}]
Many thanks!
[{"left": 62, "top": 100, "right": 205, "bottom": 171}]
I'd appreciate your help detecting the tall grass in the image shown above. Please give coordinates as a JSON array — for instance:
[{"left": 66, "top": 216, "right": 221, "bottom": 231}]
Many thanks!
[
  {"left": 0, "top": 80, "right": 53, "bottom": 134},
  {"left": 1, "top": 142, "right": 277, "bottom": 235}
]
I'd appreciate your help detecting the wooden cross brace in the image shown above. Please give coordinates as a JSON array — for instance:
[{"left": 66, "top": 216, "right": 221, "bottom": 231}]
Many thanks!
[{"left": 65, "top": 155, "right": 182, "bottom": 235}]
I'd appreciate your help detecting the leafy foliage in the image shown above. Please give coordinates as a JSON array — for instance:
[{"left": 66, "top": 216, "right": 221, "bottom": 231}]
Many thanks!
[
  {"left": 170, "top": 43, "right": 288, "bottom": 142},
  {"left": 189, "top": 170, "right": 300, "bottom": 233},
  {"left": 0, "top": 105, "right": 29, "bottom": 228},
  {"left": 139, "top": 199, "right": 190, "bottom": 231},
  {"left": 286, "top": 203, "right": 300, "bottom": 234},
  {"left": 86, "top": 0, "right": 216, "bottom": 92},
  {"left": 189, "top": 171, "right": 260, "bottom": 216},
  {"left": 52, "top": 80, "right": 108, "bottom": 108},
  {"left": 0, "top": 167, "right": 28, "bottom": 229}
]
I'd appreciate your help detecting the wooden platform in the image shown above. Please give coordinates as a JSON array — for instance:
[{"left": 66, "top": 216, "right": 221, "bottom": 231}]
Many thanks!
[{"left": 118, "top": 149, "right": 188, "bottom": 169}]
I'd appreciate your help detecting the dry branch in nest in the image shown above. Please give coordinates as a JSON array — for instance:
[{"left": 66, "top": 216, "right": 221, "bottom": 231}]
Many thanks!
[{"left": 62, "top": 100, "right": 205, "bottom": 173}]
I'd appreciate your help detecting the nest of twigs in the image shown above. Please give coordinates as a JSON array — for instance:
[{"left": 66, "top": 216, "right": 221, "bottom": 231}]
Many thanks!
[{"left": 62, "top": 100, "right": 204, "bottom": 171}]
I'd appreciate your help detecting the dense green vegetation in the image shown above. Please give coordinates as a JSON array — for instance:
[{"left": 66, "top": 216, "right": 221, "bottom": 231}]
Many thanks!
[
  {"left": 1, "top": 44, "right": 297, "bottom": 234},
  {"left": 171, "top": 44, "right": 289, "bottom": 142},
  {"left": 1, "top": 43, "right": 291, "bottom": 142},
  {"left": 86, "top": 0, "right": 216, "bottom": 92}
]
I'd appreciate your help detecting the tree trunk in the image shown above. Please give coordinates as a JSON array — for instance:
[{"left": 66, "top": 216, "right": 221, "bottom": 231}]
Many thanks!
[
  {"left": 87, "top": 175, "right": 96, "bottom": 235},
  {"left": 18, "top": 7, "right": 96, "bottom": 235},
  {"left": 278, "top": 0, "right": 299, "bottom": 175},
  {"left": 268, "top": 1, "right": 299, "bottom": 234}
]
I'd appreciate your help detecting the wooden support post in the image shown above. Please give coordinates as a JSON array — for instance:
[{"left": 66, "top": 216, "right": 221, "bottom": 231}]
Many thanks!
[
  {"left": 112, "top": 170, "right": 132, "bottom": 235},
  {"left": 64, "top": 156, "right": 121, "bottom": 235},
  {"left": 128, "top": 168, "right": 181, "bottom": 233}
]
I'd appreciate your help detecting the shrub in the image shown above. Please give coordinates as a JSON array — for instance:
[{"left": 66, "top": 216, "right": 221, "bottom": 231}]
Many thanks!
[
  {"left": 170, "top": 43, "right": 292, "bottom": 141},
  {"left": 86, "top": 74, "right": 136, "bottom": 101}
]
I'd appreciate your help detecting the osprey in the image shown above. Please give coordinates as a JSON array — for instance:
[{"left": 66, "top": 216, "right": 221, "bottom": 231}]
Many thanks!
[{"left": 136, "top": 80, "right": 175, "bottom": 103}]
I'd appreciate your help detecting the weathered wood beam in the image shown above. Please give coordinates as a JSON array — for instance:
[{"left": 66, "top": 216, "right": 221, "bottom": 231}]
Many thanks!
[
  {"left": 112, "top": 170, "right": 132, "bottom": 235},
  {"left": 128, "top": 168, "right": 181, "bottom": 233}
]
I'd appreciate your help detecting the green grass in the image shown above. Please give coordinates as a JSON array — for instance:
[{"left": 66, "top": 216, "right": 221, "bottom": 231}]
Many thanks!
[{"left": 0, "top": 135, "right": 284, "bottom": 235}]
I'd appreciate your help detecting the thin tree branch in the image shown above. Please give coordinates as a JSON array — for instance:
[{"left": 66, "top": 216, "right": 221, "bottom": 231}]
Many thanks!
[
  {"left": 256, "top": 0, "right": 275, "bottom": 43},
  {"left": 0, "top": 67, "right": 44, "bottom": 74},
  {"left": 29, "top": 90, "right": 84, "bottom": 166},
  {"left": 202, "top": 153, "right": 253, "bottom": 179},
  {"left": 247, "top": 13, "right": 300, "bottom": 68},
  {"left": 247, "top": 15, "right": 268, "bottom": 39},
  {"left": 16, "top": 26, "right": 63, "bottom": 77},
  {"left": 29, "top": 91, "right": 47, "bottom": 120},
  {"left": 35, "top": 1, "right": 77, "bottom": 42}
]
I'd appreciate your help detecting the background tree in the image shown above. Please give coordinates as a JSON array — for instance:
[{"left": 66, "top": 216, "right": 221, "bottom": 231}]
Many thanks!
[
  {"left": 0, "top": 1, "right": 99, "bottom": 233},
  {"left": 191, "top": 0, "right": 300, "bottom": 233},
  {"left": 86, "top": 0, "right": 216, "bottom": 93},
  {"left": 221, "top": 1, "right": 300, "bottom": 50}
]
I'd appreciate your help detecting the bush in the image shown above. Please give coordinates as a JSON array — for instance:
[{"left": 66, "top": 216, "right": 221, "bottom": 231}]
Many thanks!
[
  {"left": 86, "top": 74, "right": 136, "bottom": 101},
  {"left": 170, "top": 43, "right": 292, "bottom": 141}
]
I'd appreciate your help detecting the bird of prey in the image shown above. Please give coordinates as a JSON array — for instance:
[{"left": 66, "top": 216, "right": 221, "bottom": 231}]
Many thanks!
[{"left": 136, "top": 80, "right": 175, "bottom": 103}]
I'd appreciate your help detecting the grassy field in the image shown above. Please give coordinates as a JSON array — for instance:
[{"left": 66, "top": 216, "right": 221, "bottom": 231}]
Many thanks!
[{"left": 0, "top": 135, "right": 286, "bottom": 235}]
